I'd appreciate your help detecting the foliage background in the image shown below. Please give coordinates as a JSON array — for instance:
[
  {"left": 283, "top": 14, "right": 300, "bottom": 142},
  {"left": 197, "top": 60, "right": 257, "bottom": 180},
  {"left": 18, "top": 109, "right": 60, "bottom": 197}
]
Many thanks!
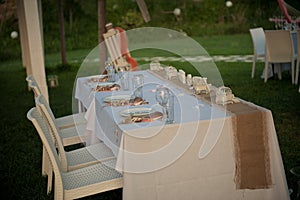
[{"left": 1, "top": 0, "right": 300, "bottom": 61}]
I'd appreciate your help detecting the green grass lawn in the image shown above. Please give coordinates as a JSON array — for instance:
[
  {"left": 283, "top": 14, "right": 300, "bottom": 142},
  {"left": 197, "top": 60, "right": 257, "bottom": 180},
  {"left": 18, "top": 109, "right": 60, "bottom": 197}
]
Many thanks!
[{"left": 1, "top": 33, "right": 299, "bottom": 199}]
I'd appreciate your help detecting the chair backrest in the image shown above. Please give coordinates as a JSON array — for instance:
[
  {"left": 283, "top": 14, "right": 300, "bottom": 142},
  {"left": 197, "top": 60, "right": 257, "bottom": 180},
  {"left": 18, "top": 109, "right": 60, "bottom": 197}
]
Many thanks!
[
  {"left": 265, "top": 30, "right": 295, "bottom": 63},
  {"left": 249, "top": 27, "right": 265, "bottom": 56},
  {"left": 27, "top": 76, "right": 42, "bottom": 98},
  {"left": 26, "top": 74, "right": 34, "bottom": 84},
  {"left": 27, "top": 107, "right": 64, "bottom": 188},
  {"left": 29, "top": 81, "right": 42, "bottom": 98},
  {"left": 35, "top": 95, "right": 68, "bottom": 171},
  {"left": 103, "top": 27, "right": 129, "bottom": 71}
]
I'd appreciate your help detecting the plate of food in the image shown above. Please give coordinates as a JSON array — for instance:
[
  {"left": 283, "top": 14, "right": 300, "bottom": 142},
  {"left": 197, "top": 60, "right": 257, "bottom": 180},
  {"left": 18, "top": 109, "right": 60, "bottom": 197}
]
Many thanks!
[
  {"left": 88, "top": 75, "right": 109, "bottom": 83},
  {"left": 104, "top": 95, "right": 149, "bottom": 106},
  {"left": 103, "top": 95, "right": 133, "bottom": 103},
  {"left": 93, "top": 83, "right": 120, "bottom": 92},
  {"left": 121, "top": 109, "right": 163, "bottom": 123},
  {"left": 120, "top": 107, "right": 155, "bottom": 117}
]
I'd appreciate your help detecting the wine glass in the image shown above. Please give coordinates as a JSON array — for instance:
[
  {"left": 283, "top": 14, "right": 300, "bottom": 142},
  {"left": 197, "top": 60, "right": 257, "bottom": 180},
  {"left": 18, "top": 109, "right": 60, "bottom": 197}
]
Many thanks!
[{"left": 155, "top": 86, "right": 170, "bottom": 119}]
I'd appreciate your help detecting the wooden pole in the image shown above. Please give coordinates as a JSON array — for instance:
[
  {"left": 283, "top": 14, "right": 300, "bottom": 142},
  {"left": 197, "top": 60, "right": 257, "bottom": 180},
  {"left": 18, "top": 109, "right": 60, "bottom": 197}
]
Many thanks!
[
  {"left": 98, "top": 0, "right": 107, "bottom": 73},
  {"left": 17, "top": 0, "right": 48, "bottom": 101}
]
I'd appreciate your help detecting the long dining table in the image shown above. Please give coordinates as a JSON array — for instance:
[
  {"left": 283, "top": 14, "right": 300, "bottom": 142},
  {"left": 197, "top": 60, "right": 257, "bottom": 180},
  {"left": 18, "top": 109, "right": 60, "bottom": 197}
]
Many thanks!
[{"left": 75, "top": 69, "right": 290, "bottom": 200}]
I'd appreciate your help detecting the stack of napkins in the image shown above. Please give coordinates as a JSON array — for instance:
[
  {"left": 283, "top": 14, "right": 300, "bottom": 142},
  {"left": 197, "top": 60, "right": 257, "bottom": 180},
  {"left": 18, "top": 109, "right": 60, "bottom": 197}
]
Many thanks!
[
  {"left": 192, "top": 76, "right": 209, "bottom": 94},
  {"left": 215, "top": 86, "right": 239, "bottom": 104},
  {"left": 150, "top": 60, "right": 163, "bottom": 71},
  {"left": 165, "top": 66, "right": 178, "bottom": 80},
  {"left": 178, "top": 69, "right": 186, "bottom": 84}
]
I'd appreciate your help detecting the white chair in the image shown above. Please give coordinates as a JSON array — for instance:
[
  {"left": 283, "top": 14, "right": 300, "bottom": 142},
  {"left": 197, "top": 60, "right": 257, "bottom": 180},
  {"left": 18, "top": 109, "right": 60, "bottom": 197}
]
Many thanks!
[
  {"left": 249, "top": 27, "right": 265, "bottom": 78},
  {"left": 103, "top": 23, "right": 138, "bottom": 72},
  {"left": 27, "top": 76, "right": 88, "bottom": 187},
  {"left": 26, "top": 75, "right": 86, "bottom": 129},
  {"left": 103, "top": 24, "right": 130, "bottom": 71},
  {"left": 30, "top": 104, "right": 116, "bottom": 193},
  {"left": 36, "top": 94, "right": 87, "bottom": 146},
  {"left": 264, "top": 30, "right": 296, "bottom": 83},
  {"left": 27, "top": 107, "right": 123, "bottom": 199},
  {"left": 295, "top": 30, "right": 300, "bottom": 85}
]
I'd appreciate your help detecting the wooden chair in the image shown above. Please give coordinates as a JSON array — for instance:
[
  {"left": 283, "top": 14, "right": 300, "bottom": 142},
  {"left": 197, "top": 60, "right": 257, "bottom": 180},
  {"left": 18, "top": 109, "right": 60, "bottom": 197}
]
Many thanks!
[
  {"left": 264, "top": 30, "right": 296, "bottom": 83},
  {"left": 26, "top": 75, "right": 86, "bottom": 129},
  {"left": 249, "top": 27, "right": 265, "bottom": 78},
  {"left": 103, "top": 23, "right": 138, "bottom": 72},
  {"left": 27, "top": 107, "right": 123, "bottom": 199}
]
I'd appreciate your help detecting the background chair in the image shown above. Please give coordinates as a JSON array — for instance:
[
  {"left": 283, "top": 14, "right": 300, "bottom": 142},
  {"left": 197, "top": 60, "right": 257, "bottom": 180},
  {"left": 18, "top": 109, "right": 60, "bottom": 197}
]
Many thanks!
[
  {"left": 103, "top": 23, "right": 138, "bottom": 72},
  {"left": 249, "top": 27, "right": 265, "bottom": 78},
  {"left": 27, "top": 107, "right": 123, "bottom": 199},
  {"left": 264, "top": 30, "right": 295, "bottom": 83}
]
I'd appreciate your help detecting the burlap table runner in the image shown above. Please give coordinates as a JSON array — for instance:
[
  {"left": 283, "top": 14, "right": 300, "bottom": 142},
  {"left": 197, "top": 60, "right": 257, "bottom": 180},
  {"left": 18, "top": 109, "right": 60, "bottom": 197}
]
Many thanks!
[{"left": 148, "top": 70, "right": 272, "bottom": 189}]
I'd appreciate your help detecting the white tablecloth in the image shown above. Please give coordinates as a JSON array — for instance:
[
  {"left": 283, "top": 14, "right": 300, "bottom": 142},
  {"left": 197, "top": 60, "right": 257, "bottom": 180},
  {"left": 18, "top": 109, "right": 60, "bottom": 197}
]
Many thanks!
[{"left": 75, "top": 70, "right": 290, "bottom": 200}]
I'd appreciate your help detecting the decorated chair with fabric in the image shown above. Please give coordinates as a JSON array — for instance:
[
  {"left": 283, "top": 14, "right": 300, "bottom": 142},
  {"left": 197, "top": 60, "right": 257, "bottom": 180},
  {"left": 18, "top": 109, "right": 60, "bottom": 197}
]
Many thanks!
[
  {"left": 249, "top": 27, "right": 265, "bottom": 78},
  {"left": 264, "top": 30, "right": 296, "bottom": 83},
  {"left": 27, "top": 107, "right": 123, "bottom": 199},
  {"left": 103, "top": 22, "right": 138, "bottom": 72}
]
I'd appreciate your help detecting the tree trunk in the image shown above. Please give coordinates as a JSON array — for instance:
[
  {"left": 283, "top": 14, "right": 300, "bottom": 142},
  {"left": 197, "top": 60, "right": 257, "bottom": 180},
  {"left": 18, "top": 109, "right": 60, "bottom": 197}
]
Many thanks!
[
  {"left": 58, "top": 0, "right": 67, "bottom": 65},
  {"left": 98, "top": 0, "right": 107, "bottom": 73},
  {"left": 69, "top": 7, "right": 73, "bottom": 33}
]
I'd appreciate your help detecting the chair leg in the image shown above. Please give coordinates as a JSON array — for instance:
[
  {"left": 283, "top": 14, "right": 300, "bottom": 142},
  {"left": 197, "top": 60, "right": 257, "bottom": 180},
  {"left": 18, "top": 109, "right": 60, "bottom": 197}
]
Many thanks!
[
  {"left": 291, "top": 61, "right": 295, "bottom": 84},
  {"left": 251, "top": 55, "right": 257, "bottom": 78},
  {"left": 264, "top": 61, "right": 269, "bottom": 83},
  {"left": 277, "top": 64, "right": 282, "bottom": 80},
  {"left": 295, "top": 61, "right": 299, "bottom": 85},
  {"left": 47, "top": 166, "right": 53, "bottom": 194},
  {"left": 43, "top": 146, "right": 53, "bottom": 194},
  {"left": 46, "top": 152, "right": 53, "bottom": 194},
  {"left": 42, "top": 146, "right": 48, "bottom": 176}
]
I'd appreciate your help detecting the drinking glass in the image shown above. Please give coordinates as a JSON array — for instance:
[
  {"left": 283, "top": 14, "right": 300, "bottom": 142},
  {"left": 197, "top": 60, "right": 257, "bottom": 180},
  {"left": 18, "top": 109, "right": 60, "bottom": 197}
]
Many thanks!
[
  {"left": 105, "top": 62, "right": 115, "bottom": 82},
  {"left": 132, "top": 74, "right": 144, "bottom": 98},
  {"left": 155, "top": 86, "right": 170, "bottom": 119},
  {"left": 120, "top": 71, "right": 130, "bottom": 91},
  {"left": 166, "top": 93, "right": 174, "bottom": 124}
]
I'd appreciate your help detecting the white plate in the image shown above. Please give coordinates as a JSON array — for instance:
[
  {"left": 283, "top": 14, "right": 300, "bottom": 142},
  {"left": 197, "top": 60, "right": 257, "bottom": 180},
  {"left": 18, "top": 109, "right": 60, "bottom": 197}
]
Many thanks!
[
  {"left": 120, "top": 108, "right": 153, "bottom": 117},
  {"left": 90, "top": 82, "right": 114, "bottom": 88},
  {"left": 88, "top": 75, "right": 108, "bottom": 82},
  {"left": 103, "top": 95, "right": 133, "bottom": 103}
]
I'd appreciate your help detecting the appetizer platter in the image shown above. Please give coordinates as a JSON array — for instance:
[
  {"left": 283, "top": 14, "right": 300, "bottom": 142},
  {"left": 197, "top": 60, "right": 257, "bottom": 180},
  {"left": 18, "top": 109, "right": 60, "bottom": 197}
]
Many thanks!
[
  {"left": 93, "top": 83, "right": 120, "bottom": 92},
  {"left": 120, "top": 108, "right": 163, "bottom": 123},
  {"left": 103, "top": 95, "right": 149, "bottom": 106},
  {"left": 87, "top": 75, "right": 109, "bottom": 83}
]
